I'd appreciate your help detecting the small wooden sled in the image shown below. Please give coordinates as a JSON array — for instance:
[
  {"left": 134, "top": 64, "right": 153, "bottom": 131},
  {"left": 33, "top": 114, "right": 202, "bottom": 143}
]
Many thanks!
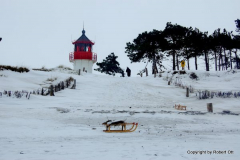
[
  {"left": 102, "top": 120, "right": 138, "bottom": 133},
  {"left": 175, "top": 104, "right": 187, "bottom": 110}
]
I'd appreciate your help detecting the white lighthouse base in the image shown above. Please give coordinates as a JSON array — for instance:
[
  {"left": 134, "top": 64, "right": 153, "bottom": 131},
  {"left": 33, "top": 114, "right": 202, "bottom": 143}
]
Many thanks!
[{"left": 73, "top": 60, "right": 94, "bottom": 73}]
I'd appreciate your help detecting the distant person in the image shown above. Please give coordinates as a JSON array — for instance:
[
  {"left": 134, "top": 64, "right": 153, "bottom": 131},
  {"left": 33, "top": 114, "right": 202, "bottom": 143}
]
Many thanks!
[{"left": 126, "top": 67, "right": 131, "bottom": 77}]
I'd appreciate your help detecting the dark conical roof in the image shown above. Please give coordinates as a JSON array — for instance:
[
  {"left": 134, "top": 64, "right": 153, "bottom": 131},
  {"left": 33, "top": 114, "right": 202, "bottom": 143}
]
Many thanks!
[{"left": 73, "top": 29, "right": 94, "bottom": 44}]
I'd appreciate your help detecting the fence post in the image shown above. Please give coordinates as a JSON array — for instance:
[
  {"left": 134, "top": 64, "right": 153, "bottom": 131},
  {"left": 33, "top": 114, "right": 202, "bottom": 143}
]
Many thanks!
[
  {"left": 207, "top": 103, "right": 213, "bottom": 112},
  {"left": 50, "top": 85, "right": 54, "bottom": 96},
  {"left": 55, "top": 85, "right": 57, "bottom": 92},
  {"left": 186, "top": 87, "right": 189, "bottom": 97},
  {"left": 8, "top": 91, "right": 11, "bottom": 97},
  {"left": 61, "top": 81, "right": 64, "bottom": 90},
  {"left": 58, "top": 83, "right": 61, "bottom": 91},
  {"left": 66, "top": 80, "right": 69, "bottom": 88},
  {"left": 145, "top": 68, "right": 148, "bottom": 77},
  {"left": 74, "top": 79, "right": 76, "bottom": 89},
  {"left": 28, "top": 93, "right": 31, "bottom": 99},
  {"left": 79, "top": 69, "right": 81, "bottom": 75}
]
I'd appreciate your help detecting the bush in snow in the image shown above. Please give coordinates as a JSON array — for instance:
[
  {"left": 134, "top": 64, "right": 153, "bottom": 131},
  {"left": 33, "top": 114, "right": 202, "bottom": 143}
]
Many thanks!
[
  {"left": 0, "top": 65, "right": 29, "bottom": 73},
  {"left": 57, "top": 65, "right": 72, "bottom": 70},
  {"left": 189, "top": 72, "right": 198, "bottom": 80},
  {"left": 46, "top": 77, "right": 57, "bottom": 82},
  {"left": 32, "top": 66, "right": 53, "bottom": 72}
]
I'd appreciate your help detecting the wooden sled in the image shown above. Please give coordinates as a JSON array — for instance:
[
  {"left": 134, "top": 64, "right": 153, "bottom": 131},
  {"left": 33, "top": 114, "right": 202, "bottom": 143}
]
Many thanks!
[
  {"left": 102, "top": 120, "right": 138, "bottom": 133},
  {"left": 175, "top": 104, "right": 187, "bottom": 110}
]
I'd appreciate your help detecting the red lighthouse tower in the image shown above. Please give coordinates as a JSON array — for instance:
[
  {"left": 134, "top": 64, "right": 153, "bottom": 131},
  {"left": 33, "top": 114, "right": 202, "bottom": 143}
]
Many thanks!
[{"left": 69, "top": 28, "right": 97, "bottom": 73}]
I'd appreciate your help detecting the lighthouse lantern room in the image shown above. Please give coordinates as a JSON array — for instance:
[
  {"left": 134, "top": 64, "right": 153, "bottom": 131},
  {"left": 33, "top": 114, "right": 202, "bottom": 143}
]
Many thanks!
[{"left": 69, "top": 29, "right": 97, "bottom": 73}]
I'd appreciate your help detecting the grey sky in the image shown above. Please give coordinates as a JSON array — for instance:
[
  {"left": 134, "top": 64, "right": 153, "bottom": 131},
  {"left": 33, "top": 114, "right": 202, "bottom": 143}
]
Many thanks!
[{"left": 0, "top": 0, "right": 239, "bottom": 75}]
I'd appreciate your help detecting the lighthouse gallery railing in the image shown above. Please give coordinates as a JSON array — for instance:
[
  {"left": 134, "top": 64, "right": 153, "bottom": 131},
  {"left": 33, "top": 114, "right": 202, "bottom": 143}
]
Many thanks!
[{"left": 69, "top": 52, "right": 97, "bottom": 62}]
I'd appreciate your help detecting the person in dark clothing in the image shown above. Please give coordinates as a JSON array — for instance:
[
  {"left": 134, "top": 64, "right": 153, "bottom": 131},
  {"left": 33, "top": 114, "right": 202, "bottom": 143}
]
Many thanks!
[{"left": 126, "top": 67, "right": 131, "bottom": 77}]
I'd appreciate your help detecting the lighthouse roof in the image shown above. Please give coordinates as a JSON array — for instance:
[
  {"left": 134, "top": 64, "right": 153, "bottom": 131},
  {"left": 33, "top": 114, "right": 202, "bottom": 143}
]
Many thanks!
[{"left": 73, "top": 29, "right": 94, "bottom": 45}]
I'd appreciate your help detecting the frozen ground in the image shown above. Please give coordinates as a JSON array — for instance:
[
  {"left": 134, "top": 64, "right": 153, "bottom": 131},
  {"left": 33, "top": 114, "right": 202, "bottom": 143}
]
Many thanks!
[{"left": 0, "top": 68, "right": 240, "bottom": 160}]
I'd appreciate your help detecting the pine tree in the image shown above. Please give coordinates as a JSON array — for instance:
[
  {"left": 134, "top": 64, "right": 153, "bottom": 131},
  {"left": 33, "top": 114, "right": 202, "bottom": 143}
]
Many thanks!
[
  {"left": 125, "top": 29, "right": 166, "bottom": 74},
  {"left": 234, "top": 19, "right": 240, "bottom": 68},
  {"left": 162, "top": 22, "right": 188, "bottom": 70},
  {"left": 94, "top": 53, "right": 124, "bottom": 76},
  {"left": 235, "top": 19, "right": 240, "bottom": 34}
]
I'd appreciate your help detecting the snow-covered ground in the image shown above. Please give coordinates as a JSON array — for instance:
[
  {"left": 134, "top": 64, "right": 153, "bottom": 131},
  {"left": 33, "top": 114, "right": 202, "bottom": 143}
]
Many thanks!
[{"left": 0, "top": 68, "right": 240, "bottom": 160}]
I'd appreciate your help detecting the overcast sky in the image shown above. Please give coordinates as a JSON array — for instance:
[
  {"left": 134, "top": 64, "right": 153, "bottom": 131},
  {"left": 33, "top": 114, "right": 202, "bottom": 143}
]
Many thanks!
[{"left": 0, "top": 0, "right": 239, "bottom": 75}]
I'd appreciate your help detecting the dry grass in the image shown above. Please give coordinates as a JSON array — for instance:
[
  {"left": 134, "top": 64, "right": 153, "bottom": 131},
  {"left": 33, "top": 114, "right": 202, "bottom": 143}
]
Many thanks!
[
  {"left": 32, "top": 66, "right": 53, "bottom": 72},
  {"left": 57, "top": 65, "right": 72, "bottom": 70},
  {"left": 46, "top": 77, "right": 57, "bottom": 82},
  {"left": 0, "top": 65, "right": 29, "bottom": 73}
]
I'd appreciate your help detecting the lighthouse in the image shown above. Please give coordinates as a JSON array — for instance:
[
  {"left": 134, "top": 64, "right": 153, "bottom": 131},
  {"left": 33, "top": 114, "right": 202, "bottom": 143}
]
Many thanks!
[{"left": 69, "top": 28, "right": 97, "bottom": 73}]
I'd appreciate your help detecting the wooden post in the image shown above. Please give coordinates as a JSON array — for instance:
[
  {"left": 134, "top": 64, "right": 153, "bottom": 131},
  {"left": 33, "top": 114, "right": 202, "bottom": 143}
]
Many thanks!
[
  {"left": 74, "top": 79, "right": 76, "bottom": 89},
  {"left": 61, "top": 81, "right": 64, "bottom": 90},
  {"left": 186, "top": 87, "right": 189, "bottom": 97},
  {"left": 154, "top": 69, "right": 156, "bottom": 78},
  {"left": 66, "top": 80, "right": 69, "bottom": 88},
  {"left": 28, "top": 93, "right": 31, "bottom": 99},
  {"left": 207, "top": 103, "right": 213, "bottom": 112},
  {"left": 58, "top": 83, "right": 61, "bottom": 91},
  {"left": 145, "top": 68, "right": 148, "bottom": 77},
  {"left": 50, "top": 85, "right": 54, "bottom": 96},
  {"left": 8, "top": 91, "right": 11, "bottom": 97},
  {"left": 55, "top": 85, "right": 57, "bottom": 92},
  {"left": 78, "top": 69, "right": 81, "bottom": 75},
  {"left": 207, "top": 91, "right": 210, "bottom": 98},
  {"left": 83, "top": 67, "right": 85, "bottom": 72},
  {"left": 168, "top": 81, "right": 170, "bottom": 85}
]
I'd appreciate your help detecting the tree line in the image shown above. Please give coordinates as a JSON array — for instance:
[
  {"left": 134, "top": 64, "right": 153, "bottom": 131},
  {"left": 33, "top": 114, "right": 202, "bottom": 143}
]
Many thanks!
[{"left": 125, "top": 20, "right": 240, "bottom": 73}]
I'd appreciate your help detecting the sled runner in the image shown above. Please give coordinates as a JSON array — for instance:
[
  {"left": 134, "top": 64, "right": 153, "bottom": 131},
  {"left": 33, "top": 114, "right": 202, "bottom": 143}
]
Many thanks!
[{"left": 102, "top": 120, "right": 138, "bottom": 133}]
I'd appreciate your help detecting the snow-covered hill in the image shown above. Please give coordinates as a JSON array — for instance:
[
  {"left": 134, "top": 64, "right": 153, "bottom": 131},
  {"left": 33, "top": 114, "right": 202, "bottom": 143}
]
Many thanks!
[{"left": 0, "top": 68, "right": 240, "bottom": 160}]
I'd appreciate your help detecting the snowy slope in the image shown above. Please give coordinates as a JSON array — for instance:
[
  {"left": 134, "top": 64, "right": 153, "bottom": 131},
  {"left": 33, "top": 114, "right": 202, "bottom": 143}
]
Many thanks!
[{"left": 0, "top": 68, "right": 240, "bottom": 160}]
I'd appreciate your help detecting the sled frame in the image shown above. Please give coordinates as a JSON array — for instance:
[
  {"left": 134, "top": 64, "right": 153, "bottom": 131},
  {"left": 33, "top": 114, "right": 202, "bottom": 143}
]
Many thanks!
[{"left": 103, "top": 122, "right": 138, "bottom": 133}]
